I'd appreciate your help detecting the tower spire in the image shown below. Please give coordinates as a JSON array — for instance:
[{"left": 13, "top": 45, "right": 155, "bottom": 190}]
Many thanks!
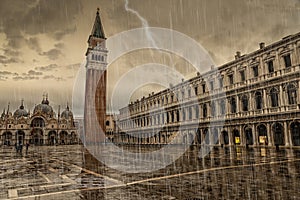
[
  {"left": 91, "top": 7, "right": 105, "bottom": 39},
  {"left": 86, "top": 8, "right": 106, "bottom": 55}
]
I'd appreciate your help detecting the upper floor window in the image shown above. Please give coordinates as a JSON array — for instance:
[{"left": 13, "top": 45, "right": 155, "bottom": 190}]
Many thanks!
[
  {"left": 284, "top": 54, "right": 292, "bottom": 68},
  {"left": 210, "top": 81, "right": 214, "bottom": 91},
  {"left": 255, "top": 91, "right": 263, "bottom": 110},
  {"left": 211, "top": 101, "right": 216, "bottom": 116},
  {"left": 188, "top": 107, "right": 192, "bottom": 120},
  {"left": 203, "top": 104, "right": 207, "bottom": 118},
  {"left": 240, "top": 70, "right": 246, "bottom": 82},
  {"left": 188, "top": 89, "right": 191, "bottom": 98},
  {"left": 195, "top": 105, "right": 199, "bottom": 118},
  {"left": 241, "top": 95, "right": 249, "bottom": 111},
  {"left": 194, "top": 86, "right": 198, "bottom": 96},
  {"left": 228, "top": 74, "right": 234, "bottom": 85},
  {"left": 202, "top": 84, "right": 206, "bottom": 93},
  {"left": 267, "top": 60, "right": 274, "bottom": 73},
  {"left": 220, "top": 99, "right": 226, "bottom": 115},
  {"left": 219, "top": 77, "right": 223, "bottom": 88},
  {"left": 270, "top": 88, "right": 279, "bottom": 107},
  {"left": 252, "top": 66, "right": 259, "bottom": 77},
  {"left": 287, "top": 84, "right": 297, "bottom": 105},
  {"left": 230, "top": 97, "right": 237, "bottom": 113}
]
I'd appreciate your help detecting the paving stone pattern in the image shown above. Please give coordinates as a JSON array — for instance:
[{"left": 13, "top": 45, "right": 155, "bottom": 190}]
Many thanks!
[{"left": 0, "top": 145, "right": 300, "bottom": 199}]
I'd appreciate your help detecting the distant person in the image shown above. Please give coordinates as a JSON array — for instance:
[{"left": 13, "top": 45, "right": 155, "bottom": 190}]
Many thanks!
[
  {"left": 19, "top": 143, "right": 23, "bottom": 154},
  {"left": 26, "top": 142, "right": 29, "bottom": 153},
  {"left": 15, "top": 142, "right": 18, "bottom": 153}
]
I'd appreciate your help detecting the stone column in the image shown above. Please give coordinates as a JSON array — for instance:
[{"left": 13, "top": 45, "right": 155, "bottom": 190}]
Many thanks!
[
  {"left": 236, "top": 96, "right": 240, "bottom": 113},
  {"left": 252, "top": 124, "right": 258, "bottom": 146},
  {"left": 228, "top": 127, "right": 233, "bottom": 145},
  {"left": 279, "top": 85, "right": 285, "bottom": 109},
  {"left": 297, "top": 80, "right": 300, "bottom": 104},
  {"left": 267, "top": 123, "right": 273, "bottom": 146},
  {"left": 239, "top": 125, "right": 244, "bottom": 145},
  {"left": 263, "top": 89, "right": 268, "bottom": 110},
  {"left": 284, "top": 121, "right": 291, "bottom": 146}
]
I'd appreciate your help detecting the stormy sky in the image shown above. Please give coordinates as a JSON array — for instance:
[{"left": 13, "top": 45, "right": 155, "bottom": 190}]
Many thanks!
[{"left": 0, "top": 0, "right": 299, "bottom": 114}]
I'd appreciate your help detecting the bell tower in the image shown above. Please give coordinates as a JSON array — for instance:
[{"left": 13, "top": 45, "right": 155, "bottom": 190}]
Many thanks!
[{"left": 84, "top": 8, "right": 107, "bottom": 144}]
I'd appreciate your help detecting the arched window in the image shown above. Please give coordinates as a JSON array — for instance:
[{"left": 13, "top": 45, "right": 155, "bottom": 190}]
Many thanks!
[
  {"left": 195, "top": 105, "right": 199, "bottom": 118},
  {"left": 92, "top": 54, "right": 95, "bottom": 60},
  {"left": 287, "top": 84, "right": 297, "bottom": 105},
  {"left": 31, "top": 118, "right": 45, "bottom": 127},
  {"left": 203, "top": 104, "right": 207, "bottom": 118},
  {"left": 97, "top": 55, "right": 101, "bottom": 61},
  {"left": 270, "top": 88, "right": 279, "bottom": 107},
  {"left": 231, "top": 97, "right": 236, "bottom": 113},
  {"left": 241, "top": 95, "right": 249, "bottom": 111},
  {"left": 255, "top": 91, "right": 263, "bottom": 110},
  {"left": 220, "top": 99, "right": 226, "bottom": 115},
  {"left": 211, "top": 101, "right": 216, "bottom": 116},
  {"left": 189, "top": 107, "right": 193, "bottom": 120}
]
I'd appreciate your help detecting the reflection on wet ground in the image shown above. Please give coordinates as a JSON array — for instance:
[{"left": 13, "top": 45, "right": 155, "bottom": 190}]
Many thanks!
[{"left": 0, "top": 144, "right": 300, "bottom": 199}]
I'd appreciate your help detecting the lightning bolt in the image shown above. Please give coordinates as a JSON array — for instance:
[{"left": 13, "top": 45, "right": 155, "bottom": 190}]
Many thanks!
[{"left": 124, "top": 0, "right": 158, "bottom": 48}]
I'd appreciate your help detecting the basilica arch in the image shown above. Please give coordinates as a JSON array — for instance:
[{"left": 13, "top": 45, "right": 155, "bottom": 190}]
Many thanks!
[
  {"left": 16, "top": 130, "right": 25, "bottom": 145},
  {"left": 59, "top": 131, "right": 68, "bottom": 144},
  {"left": 48, "top": 131, "right": 57, "bottom": 145},
  {"left": 2, "top": 131, "right": 12, "bottom": 145}
]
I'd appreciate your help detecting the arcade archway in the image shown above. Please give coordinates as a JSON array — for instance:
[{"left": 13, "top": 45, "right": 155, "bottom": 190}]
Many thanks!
[
  {"left": 291, "top": 121, "right": 300, "bottom": 146},
  {"left": 273, "top": 123, "right": 284, "bottom": 145},
  {"left": 257, "top": 124, "right": 268, "bottom": 145}
]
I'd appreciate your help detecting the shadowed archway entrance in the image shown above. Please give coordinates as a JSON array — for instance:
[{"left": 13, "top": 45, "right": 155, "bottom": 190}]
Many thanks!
[
  {"left": 233, "top": 129, "right": 240, "bottom": 145},
  {"left": 222, "top": 130, "right": 229, "bottom": 145},
  {"left": 291, "top": 121, "right": 300, "bottom": 146},
  {"left": 273, "top": 123, "right": 284, "bottom": 145},
  {"left": 244, "top": 127, "right": 253, "bottom": 145},
  {"left": 257, "top": 124, "right": 268, "bottom": 145}
]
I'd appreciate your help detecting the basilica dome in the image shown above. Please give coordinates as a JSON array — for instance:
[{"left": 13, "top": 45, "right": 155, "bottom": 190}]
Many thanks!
[
  {"left": 14, "top": 101, "right": 29, "bottom": 118},
  {"left": 61, "top": 105, "right": 73, "bottom": 119},
  {"left": 33, "top": 97, "right": 54, "bottom": 117}
]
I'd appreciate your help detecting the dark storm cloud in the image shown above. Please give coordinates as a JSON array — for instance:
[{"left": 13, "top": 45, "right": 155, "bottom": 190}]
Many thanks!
[
  {"left": 12, "top": 76, "right": 39, "bottom": 81},
  {"left": 14, "top": 69, "right": 43, "bottom": 80},
  {"left": 52, "top": 27, "right": 77, "bottom": 40},
  {"left": 64, "top": 63, "right": 81, "bottom": 70},
  {"left": 24, "top": 70, "right": 43, "bottom": 76},
  {"left": 0, "top": 71, "right": 18, "bottom": 76},
  {"left": 54, "top": 43, "right": 65, "bottom": 49},
  {"left": 0, "top": 75, "right": 8, "bottom": 81},
  {"left": 0, "top": 0, "right": 82, "bottom": 50},
  {"left": 2, "top": 49, "right": 21, "bottom": 57},
  {"left": 35, "top": 64, "right": 59, "bottom": 72},
  {"left": 26, "top": 37, "right": 42, "bottom": 53},
  {"left": 40, "top": 48, "right": 63, "bottom": 60},
  {"left": 0, "top": 55, "right": 22, "bottom": 65},
  {"left": 43, "top": 75, "right": 65, "bottom": 81}
]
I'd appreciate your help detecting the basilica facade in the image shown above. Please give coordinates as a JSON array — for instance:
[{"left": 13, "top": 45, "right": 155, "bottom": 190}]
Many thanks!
[
  {"left": 115, "top": 32, "right": 300, "bottom": 147},
  {"left": 0, "top": 96, "right": 78, "bottom": 146}
]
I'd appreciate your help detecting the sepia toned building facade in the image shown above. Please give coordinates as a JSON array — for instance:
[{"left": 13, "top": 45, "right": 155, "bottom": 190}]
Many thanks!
[
  {"left": 0, "top": 96, "right": 78, "bottom": 146},
  {"left": 115, "top": 32, "right": 300, "bottom": 147}
]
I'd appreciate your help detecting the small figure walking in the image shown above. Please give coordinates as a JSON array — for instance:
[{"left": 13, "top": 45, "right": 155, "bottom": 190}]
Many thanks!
[
  {"left": 15, "top": 142, "right": 18, "bottom": 153},
  {"left": 26, "top": 142, "right": 29, "bottom": 154},
  {"left": 19, "top": 143, "right": 23, "bottom": 154}
]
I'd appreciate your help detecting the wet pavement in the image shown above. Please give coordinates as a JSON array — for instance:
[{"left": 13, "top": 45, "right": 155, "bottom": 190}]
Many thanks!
[{"left": 1, "top": 144, "right": 300, "bottom": 199}]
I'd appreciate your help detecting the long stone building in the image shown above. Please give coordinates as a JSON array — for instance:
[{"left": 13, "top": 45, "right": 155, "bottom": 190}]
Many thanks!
[
  {"left": 0, "top": 95, "right": 78, "bottom": 146},
  {"left": 114, "top": 32, "right": 300, "bottom": 147}
]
